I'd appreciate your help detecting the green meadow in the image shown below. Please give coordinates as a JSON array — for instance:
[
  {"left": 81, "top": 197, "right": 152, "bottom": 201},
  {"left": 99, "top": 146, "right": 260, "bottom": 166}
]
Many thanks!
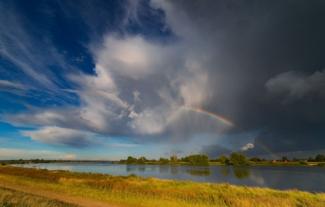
[{"left": 0, "top": 166, "right": 324, "bottom": 207}]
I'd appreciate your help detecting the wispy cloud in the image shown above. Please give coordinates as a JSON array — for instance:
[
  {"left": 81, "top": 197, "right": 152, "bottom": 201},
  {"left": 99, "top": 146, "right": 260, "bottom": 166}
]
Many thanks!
[
  {"left": 21, "top": 126, "right": 96, "bottom": 148},
  {"left": 0, "top": 80, "right": 25, "bottom": 90},
  {"left": 108, "top": 143, "right": 139, "bottom": 148},
  {"left": 0, "top": 148, "right": 76, "bottom": 160},
  {"left": 0, "top": 1, "right": 68, "bottom": 89}
]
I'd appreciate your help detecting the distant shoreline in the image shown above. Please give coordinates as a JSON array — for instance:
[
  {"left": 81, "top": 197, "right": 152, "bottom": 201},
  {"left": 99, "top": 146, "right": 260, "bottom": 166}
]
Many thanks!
[{"left": 2, "top": 159, "right": 325, "bottom": 167}]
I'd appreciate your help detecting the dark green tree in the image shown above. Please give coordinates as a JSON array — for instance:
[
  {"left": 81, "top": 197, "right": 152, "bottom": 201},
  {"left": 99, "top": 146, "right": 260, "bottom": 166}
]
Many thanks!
[
  {"left": 315, "top": 154, "right": 325, "bottom": 162},
  {"left": 229, "top": 153, "right": 249, "bottom": 166},
  {"left": 126, "top": 156, "right": 137, "bottom": 164},
  {"left": 185, "top": 154, "right": 209, "bottom": 166},
  {"left": 219, "top": 155, "right": 230, "bottom": 165},
  {"left": 137, "top": 156, "right": 147, "bottom": 164},
  {"left": 281, "top": 156, "right": 289, "bottom": 162},
  {"left": 170, "top": 155, "right": 178, "bottom": 163},
  {"left": 159, "top": 157, "right": 169, "bottom": 164}
]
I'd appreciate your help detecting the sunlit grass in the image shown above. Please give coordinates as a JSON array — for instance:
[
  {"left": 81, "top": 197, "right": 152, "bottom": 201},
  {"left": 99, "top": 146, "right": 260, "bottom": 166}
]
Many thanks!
[
  {"left": 0, "top": 166, "right": 324, "bottom": 207},
  {"left": 0, "top": 187, "right": 76, "bottom": 207}
]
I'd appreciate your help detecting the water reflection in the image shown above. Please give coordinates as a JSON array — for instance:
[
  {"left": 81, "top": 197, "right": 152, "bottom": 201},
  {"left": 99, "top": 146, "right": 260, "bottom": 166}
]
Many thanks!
[
  {"left": 186, "top": 167, "right": 211, "bottom": 176},
  {"left": 219, "top": 166, "right": 250, "bottom": 179},
  {"left": 170, "top": 165, "right": 179, "bottom": 175},
  {"left": 126, "top": 165, "right": 136, "bottom": 173},
  {"left": 219, "top": 166, "right": 230, "bottom": 176},
  {"left": 233, "top": 167, "right": 250, "bottom": 179},
  {"left": 126, "top": 164, "right": 146, "bottom": 173},
  {"left": 126, "top": 165, "right": 249, "bottom": 179},
  {"left": 159, "top": 165, "right": 169, "bottom": 173},
  {"left": 138, "top": 165, "right": 146, "bottom": 172}
]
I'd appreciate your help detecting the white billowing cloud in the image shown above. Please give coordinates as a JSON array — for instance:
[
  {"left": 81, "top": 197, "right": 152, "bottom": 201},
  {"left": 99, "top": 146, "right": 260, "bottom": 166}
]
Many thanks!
[
  {"left": 22, "top": 126, "right": 95, "bottom": 147},
  {"left": 8, "top": 32, "right": 225, "bottom": 141},
  {"left": 95, "top": 36, "right": 166, "bottom": 79},
  {"left": 133, "top": 90, "right": 141, "bottom": 102},
  {"left": 68, "top": 63, "right": 128, "bottom": 132},
  {"left": 5, "top": 2, "right": 233, "bottom": 148},
  {"left": 0, "top": 148, "right": 76, "bottom": 160},
  {"left": 62, "top": 35, "right": 173, "bottom": 133},
  {"left": 179, "top": 66, "right": 209, "bottom": 107},
  {"left": 130, "top": 107, "right": 171, "bottom": 135},
  {"left": 241, "top": 143, "right": 254, "bottom": 151},
  {"left": 266, "top": 69, "right": 325, "bottom": 101}
]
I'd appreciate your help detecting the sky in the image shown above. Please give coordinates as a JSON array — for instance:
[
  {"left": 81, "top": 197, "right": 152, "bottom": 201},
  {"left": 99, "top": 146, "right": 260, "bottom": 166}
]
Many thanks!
[{"left": 0, "top": 0, "right": 325, "bottom": 160}]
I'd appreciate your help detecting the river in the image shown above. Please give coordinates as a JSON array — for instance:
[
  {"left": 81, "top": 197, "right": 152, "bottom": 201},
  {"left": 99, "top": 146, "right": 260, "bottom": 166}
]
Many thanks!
[{"left": 18, "top": 162, "right": 325, "bottom": 192}]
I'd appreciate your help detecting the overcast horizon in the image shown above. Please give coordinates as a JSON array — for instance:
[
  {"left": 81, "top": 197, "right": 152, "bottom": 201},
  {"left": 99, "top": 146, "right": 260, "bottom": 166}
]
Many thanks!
[{"left": 1, "top": 0, "right": 325, "bottom": 160}]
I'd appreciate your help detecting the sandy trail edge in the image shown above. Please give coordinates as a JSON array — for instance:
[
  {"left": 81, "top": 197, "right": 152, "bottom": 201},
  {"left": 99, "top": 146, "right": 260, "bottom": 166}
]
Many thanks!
[{"left": 0, "top": 180, "right": 119, "bottom": 207}]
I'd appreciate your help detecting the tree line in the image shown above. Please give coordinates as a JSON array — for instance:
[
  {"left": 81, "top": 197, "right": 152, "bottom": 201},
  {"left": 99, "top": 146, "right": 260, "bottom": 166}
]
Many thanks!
[
  {"left": 121, "top": 153, "right": 248, "bottom": 166},
  {"left": 120, "top": 154, "right": 210, "bottom": 166},
  {"left": 120, "top": 153, "right": 325, "bottom": 166},
  {"left": 1, "top": 154, "right": 324, "bottom": 166}
]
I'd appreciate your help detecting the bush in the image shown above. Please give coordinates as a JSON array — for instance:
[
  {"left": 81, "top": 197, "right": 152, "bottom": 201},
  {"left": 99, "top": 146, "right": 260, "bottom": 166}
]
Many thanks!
[
  {"left": 137, "top": 157, "right": 147, "bottom": 164},
  {"left": 219, "top": 155, "right": 230, "bottom": 165},
  {"left": 250, "top": 157, "right": 262, "bottom": 162},
  {"left": 299, "top": 161, "right": 308, "bottom": 165},
  {"left": 315, "top": 154, "right": 325, "bottom": 162},
  {"left": 159, "top": 158, "right": 169, "bottom": 164},
  {"left": 229, "top": 153, "right": 249, "bottom": 166},
  {"left": 126, "top": 156, "right": 137, "bottom": 164},
  {"left": 184, "top": 154, "right": 209, "bottom": 166},
  {"left": 170, "top": 155, "right": 178, "bottom": 163}
]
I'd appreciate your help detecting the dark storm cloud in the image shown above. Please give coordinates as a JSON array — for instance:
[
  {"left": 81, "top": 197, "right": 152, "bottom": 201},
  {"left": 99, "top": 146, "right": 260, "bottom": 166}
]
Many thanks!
[
  {"left": 156, "top": 0, "right": 325, "bottom": 154},
  {"left": 266, "top": 70, "right": 325, "bottom": 102},
  {"left": 201, "top": 144, "right": 232, "bottom": 158}
]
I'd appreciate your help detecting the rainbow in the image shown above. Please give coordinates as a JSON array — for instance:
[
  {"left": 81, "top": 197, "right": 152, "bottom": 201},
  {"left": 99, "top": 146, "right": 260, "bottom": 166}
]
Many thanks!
[{"left": 182, "top": 106, "right": 234, "bottom": 127}]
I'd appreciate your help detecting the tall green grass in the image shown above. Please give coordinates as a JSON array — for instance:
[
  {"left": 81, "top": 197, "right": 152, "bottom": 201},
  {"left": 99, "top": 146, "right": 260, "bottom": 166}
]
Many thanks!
[{"left": 0, "top": 166, "right": 324, "bottom": 207}]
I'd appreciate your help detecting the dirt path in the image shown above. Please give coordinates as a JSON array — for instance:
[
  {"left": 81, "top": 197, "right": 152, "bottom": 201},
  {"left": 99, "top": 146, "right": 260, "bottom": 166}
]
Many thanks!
[{"left": 0, "top": 180, "right": 119, "bottom": 207}]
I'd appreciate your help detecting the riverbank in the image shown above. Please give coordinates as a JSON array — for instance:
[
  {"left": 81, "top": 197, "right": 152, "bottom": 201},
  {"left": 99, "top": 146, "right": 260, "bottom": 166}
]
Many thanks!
[{"left": 0, "top": 166, "right": 324, "bottom": 207}]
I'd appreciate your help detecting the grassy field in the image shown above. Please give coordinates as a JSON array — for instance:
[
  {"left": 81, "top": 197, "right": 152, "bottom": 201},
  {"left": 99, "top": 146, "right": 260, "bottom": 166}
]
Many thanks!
[
  {"left": 0, "top": 166, "right": 324, "bottom": 207},
  {"left": 0, "top": 187, "right": 77, "bottom": 207}
]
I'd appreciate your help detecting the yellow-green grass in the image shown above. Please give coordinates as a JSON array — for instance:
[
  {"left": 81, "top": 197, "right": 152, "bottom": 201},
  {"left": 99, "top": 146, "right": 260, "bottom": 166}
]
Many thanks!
[
  {"left": 0, "top": 166, "right": 324, "bottom": 207},
  {"left": 0, "top": 187, "right": 77, "bottom": 207}
]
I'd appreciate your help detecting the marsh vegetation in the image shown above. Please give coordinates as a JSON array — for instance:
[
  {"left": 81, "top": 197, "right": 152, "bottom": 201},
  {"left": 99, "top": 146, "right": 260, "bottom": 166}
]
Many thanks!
[{"left": 0, "top": 166, "right": 324, "bottom": 207}]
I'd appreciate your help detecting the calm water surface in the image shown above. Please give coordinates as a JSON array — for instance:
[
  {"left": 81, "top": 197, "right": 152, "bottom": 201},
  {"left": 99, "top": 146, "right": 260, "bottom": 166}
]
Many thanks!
[{"left": 18, "top": 162, "right": 325, "bottom": 192}]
